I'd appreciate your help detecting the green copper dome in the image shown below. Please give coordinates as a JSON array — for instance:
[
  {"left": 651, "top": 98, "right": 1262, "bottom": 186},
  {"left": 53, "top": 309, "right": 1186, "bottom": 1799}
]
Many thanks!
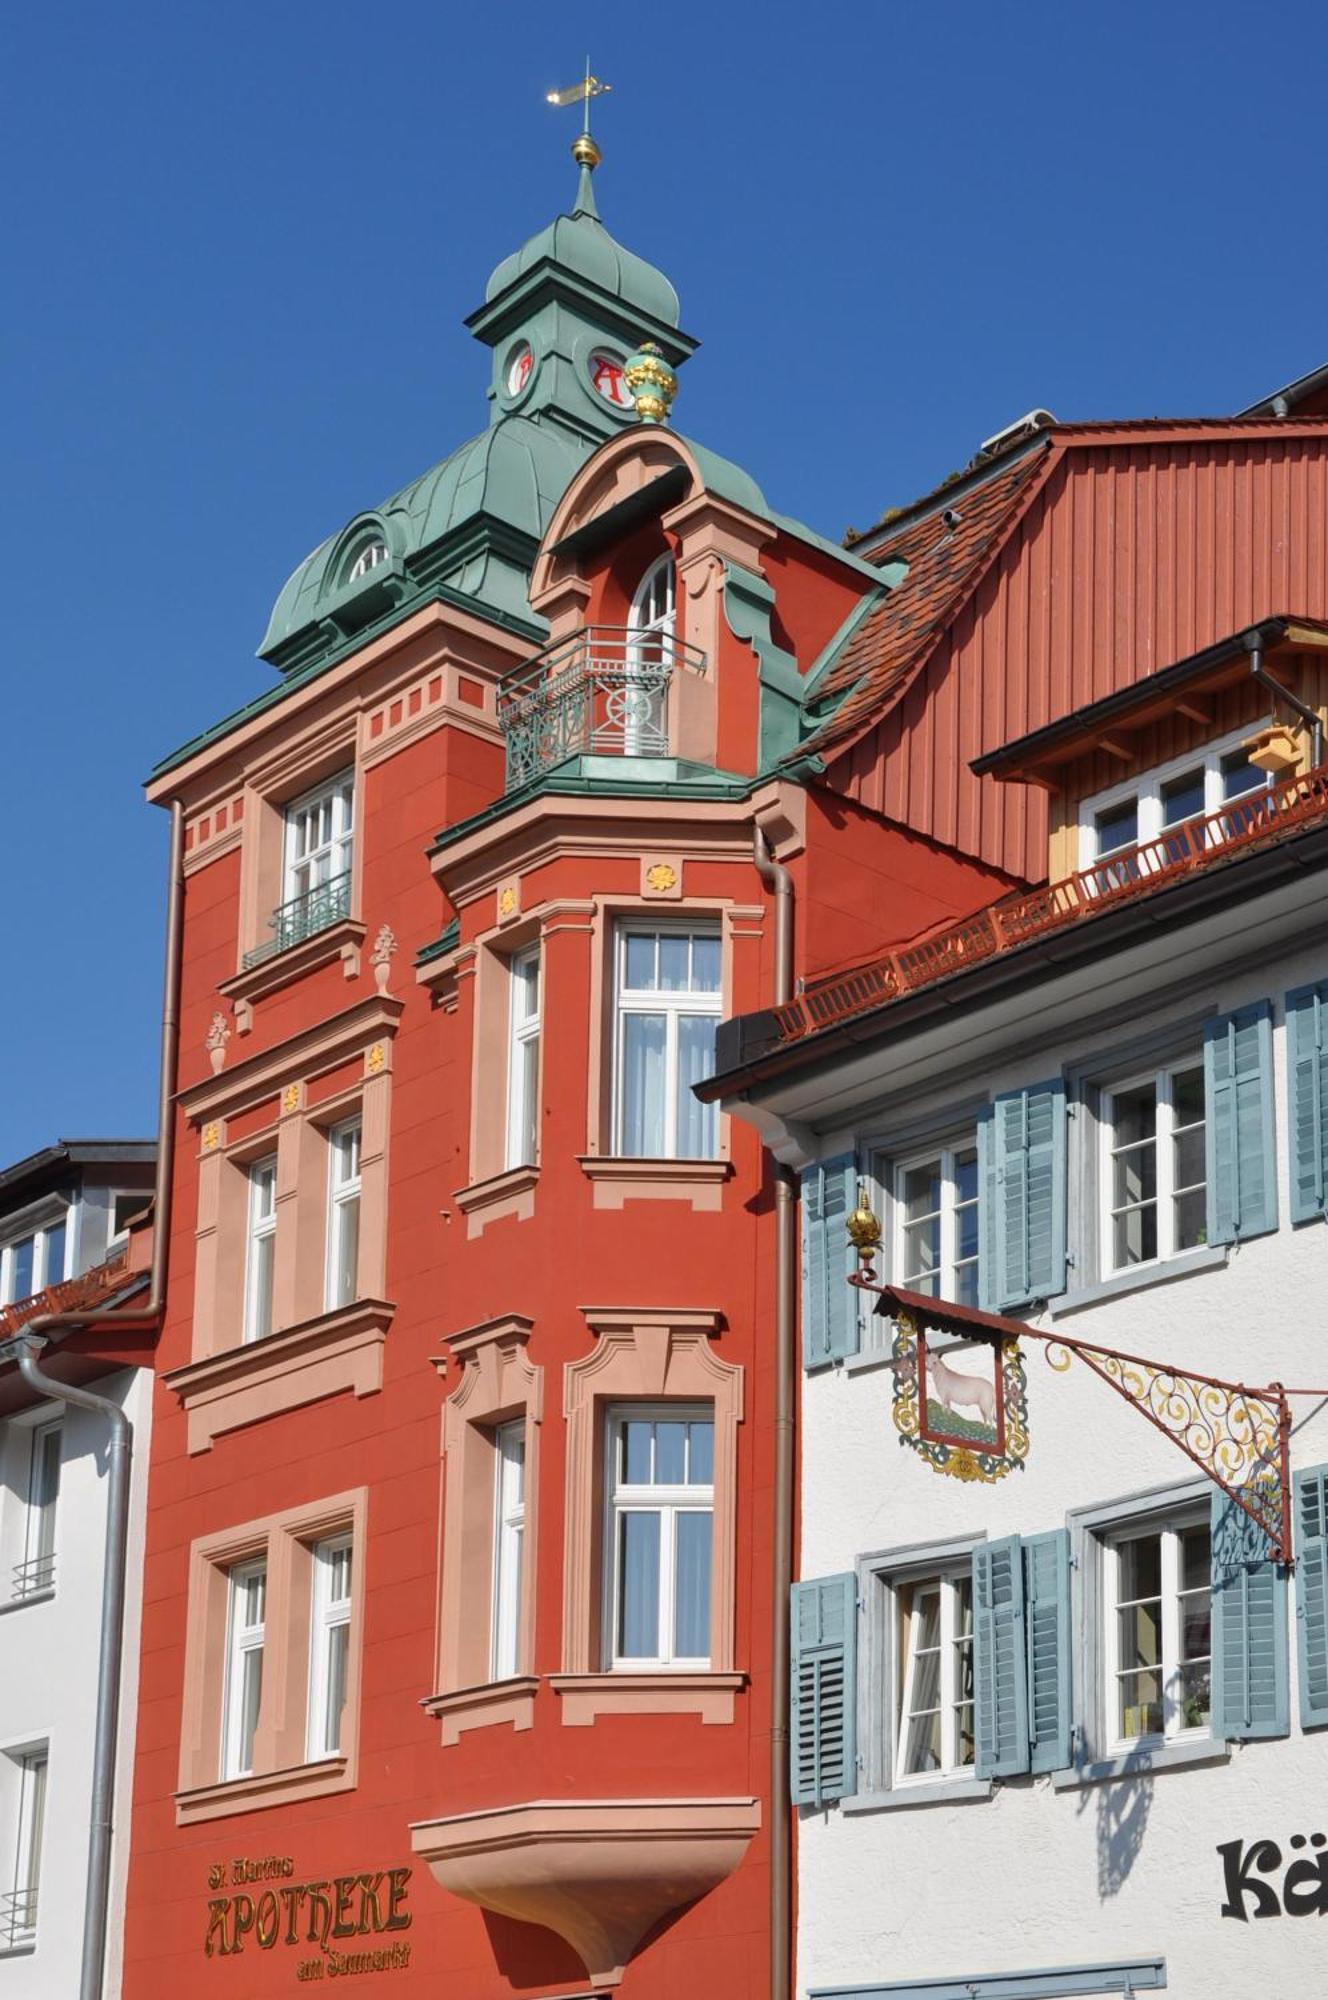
[{"left": 483, "top": 173, "right": 681, "bottom": 330}]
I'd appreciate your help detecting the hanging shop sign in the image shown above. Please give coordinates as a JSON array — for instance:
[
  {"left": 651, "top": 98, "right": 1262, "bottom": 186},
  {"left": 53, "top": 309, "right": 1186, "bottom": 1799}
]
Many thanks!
[
  {"left": 202, "top": 1854, "right": 412, "bottom": 1980},
  {"left": 890, "top": 1307, "right": 1030, "bottom": 1484}
]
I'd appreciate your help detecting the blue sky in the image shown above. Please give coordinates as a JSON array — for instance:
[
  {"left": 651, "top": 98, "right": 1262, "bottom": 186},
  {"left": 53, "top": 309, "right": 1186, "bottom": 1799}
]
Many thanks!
[{"left": 4, "top": 0, "right": 1327, "bottom": 1162}]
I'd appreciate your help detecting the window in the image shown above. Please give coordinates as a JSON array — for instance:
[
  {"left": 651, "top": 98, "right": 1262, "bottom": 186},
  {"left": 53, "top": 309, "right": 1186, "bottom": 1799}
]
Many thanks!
[
  {"left": 605, "top": 1407, "right": 714, "bottom": 1669},
  {"left": 15, "top": 1421, "right": 60, "bottom": 1602},
  {"left": 283, "top": 773, "right": 354, "bottom": 909},
  {"left": 1, "top": 1221, "right": 67, "bottom": 1306},
  {"left": 221, "top": 1561, "right": 266, "bottom": 1780},
  {"left": 2, "top": 1749, "right": 46, "bottom": 1951},
  {"left": 505, "top": 949, "right": 541, "bottom": 1171},
  {"left": 892, "top": 1140, "right": 980, "bottom": 1308},
  {"left": 1102, "top": 1059, "right": 1206, "bottom": 1270},
  {"left": 624, "top": 558, "right": 676, "bottom": 755},
  {"left": 894, "top": 1569, "right": 975, "bottom": 1783},
  {"left": 346, "top": 538, "right": 388, "bottom": 582},
  {"left": 307, "top": 1537, "right": 353, "bottom": 1760},
  {"left": 613, "top": 926, "right": 722, "bottom": 1159},
  {"left": 1081, "top": 726, "right": 1271, "bottom": 868},
  {"left": 244, "top": 1158, "right": 277, "bottom": 1343},
  {"left": 326, "top": 1121, "right": 362, "bottom": 1311},
  {"left": 109, "top": 1191, "right": 150, "bottom": 1246},
  {"left": 491, "top": 1423, "right": 526, "bottom": 1680},
  {"left": 1103, "top": 1514, "right": 1211, "bottom": 1745}
]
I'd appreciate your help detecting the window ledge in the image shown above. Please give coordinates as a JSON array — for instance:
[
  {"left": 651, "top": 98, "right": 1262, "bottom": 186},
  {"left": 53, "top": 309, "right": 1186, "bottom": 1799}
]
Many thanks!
[
  {"left": 1051, "top": 1737, "right": 1230, "bottom": 1790},
  {"left": 176, "top": 1753, "right": 351, "bottom": 1826},
  {"left": 550, "top": 1671, "right": 746, "bottom": 1726},
  {"left": 218, "top": 917, "right": 366, "bottom": 1010},
  {"left": 0, "top": 1939, "right": 36, "bottom": 1959},
  {"left": 576, "top": 1156, "right": 733, "bottom": 1211},
  {"left": 843, "top": 1342, "right": 893, "bottom": 1376},
  {"left": 453, "top": 1164, "right": 539, "bottom": 1238},
  {"left": 842, "top": 1777, "right": 993, "bottom": 1814},
  {"left": 163, "top": 1298, "right": 393, "bottom": 1453},
  {"left": 423, "top": 1676, "right": 539, "bottom": 1746},
  {"left": 1049, "top": 1244, "right": 1229, "bottom": 1318},
  {"left": 0, "top": 1588, "right": 55, "bottom": 1616}
]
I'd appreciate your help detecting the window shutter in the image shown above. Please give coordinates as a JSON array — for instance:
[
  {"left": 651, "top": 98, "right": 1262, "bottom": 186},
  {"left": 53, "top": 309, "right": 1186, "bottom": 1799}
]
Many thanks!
[
  {"left": 1023, "top": 1528, "right": 1073, "bottom": 1773},
  {"left": 973, "top": 1535, "right": 1030, "bottom": 1777},
  {"left": 1294, "top": 1464, "right": 1328, "bottom": 1728},
  {"left": 1287, "top": 982, "right": 1328, "bottom": 1223},
  {"left": 1205, "top": 1003, "right": 1278, "bottom": 1244},
  {"left": 1211, "top": 1487, "right": 1289, "bottom": 1740},
  {"left": 986, "top": 1083, "right": 1067, "bottom": 1310},
  {"left": 790, "top": 1573, "right": 857, "bottom": 1806},
  {"left": 800, "top": 1155, "right": 858, "bottom": 1369}
]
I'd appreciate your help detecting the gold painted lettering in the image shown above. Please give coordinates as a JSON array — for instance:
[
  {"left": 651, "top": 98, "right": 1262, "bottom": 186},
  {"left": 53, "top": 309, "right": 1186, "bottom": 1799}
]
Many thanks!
[
  {"left": 357, "top": 1872, "right": 387, "bottom": 1931},
  {"left": 282, "top": 1883, "right": 308, "bottom": 1944},
  {"left": 255, "top": 1890, "right": 281, "bottom": 1949},
  {"left": 306, "top": 1880, "right": 334, "bottom": 1950},
  {"left": 204, "top": 1899, "right": 232, "bottom": 1958},
  {"left": 332, "top": 1876, "right": 360, "bottom": 1939},
  {"left": 384, "top": 1868, "right": 411, "bottom": 1932},
  {"left": 231, "top": 1893, "right": 256, "bottom": 1953}
]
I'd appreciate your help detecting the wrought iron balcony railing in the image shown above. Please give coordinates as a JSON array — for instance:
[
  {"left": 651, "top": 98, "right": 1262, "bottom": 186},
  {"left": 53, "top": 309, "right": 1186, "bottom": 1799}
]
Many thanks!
[
  {"left": 243, "top": 870, "right": 353, "bottom": 970},
  {"left": 11, "top": 1552, "right": 54, "bottom": 1602},
  {"left": 498, "top": 626, "right": 708, "bottom": 792},
  {"left": 0, "top": 1886, "right": 37, "bottom": 1949}
]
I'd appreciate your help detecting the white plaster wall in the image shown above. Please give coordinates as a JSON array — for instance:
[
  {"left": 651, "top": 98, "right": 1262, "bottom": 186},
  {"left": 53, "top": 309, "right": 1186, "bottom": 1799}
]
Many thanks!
[
  {"left": 0, "top": 1366, "right": 151, "bottom": 2000},
  {"left": 798, "top": 935, "right": 1328, "bottom": 1999}
]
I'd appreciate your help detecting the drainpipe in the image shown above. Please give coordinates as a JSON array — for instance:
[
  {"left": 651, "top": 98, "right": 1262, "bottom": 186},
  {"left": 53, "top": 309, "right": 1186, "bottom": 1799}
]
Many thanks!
[
  {"left": 752, "top": 823, "right": 794, "bottom": 2000},
  {"left": 1245, "top": 630, "right": 1324, "bottom": 768},
  {"left": 0, "top": 797, "right": 183, "bottom": 2000}
]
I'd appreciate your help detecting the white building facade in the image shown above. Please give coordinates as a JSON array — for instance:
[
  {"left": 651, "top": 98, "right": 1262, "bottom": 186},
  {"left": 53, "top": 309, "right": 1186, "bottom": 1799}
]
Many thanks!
[{"left": 715, "top": 764, "right": 1328, "bottom": 1998}]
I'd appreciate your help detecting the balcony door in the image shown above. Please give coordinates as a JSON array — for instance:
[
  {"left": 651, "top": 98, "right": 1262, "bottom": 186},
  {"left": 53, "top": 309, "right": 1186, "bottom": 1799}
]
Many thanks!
[{"left": 623, "top": 557, "right": 675, "bottom": 757}]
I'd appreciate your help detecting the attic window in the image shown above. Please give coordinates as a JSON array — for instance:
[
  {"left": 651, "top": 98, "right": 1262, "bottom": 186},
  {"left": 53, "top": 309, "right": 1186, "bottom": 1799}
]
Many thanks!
[{"left": 346, "top": 538, "right": 388, "bottom": 583}]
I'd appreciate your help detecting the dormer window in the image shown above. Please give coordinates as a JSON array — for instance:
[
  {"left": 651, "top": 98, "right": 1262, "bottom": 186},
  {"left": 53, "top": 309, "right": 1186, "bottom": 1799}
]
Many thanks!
[
  {"left": 346, "top": 538, "right": 388, "bottom": 583},
  {"left": 1080, "top": 725, "right": 1272, "bottom": 869}
]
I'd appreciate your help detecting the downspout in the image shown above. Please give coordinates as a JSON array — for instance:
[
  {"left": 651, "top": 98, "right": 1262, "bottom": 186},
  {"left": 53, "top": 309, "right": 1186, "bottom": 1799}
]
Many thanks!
[
  {"left": 0, "top": 798, "right": 183, "bottom": 2000},
  {"left": 752, "top": 823, "right": 794, "bottom": 2000},
  {"left": 1245, "top": 630, "right": 1324, "bottom": 768}
]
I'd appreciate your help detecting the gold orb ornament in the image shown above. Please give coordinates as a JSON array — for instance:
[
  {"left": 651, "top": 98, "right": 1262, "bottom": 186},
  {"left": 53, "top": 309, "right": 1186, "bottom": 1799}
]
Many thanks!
[
  {"left": 624, "top": 341, "right": 677, "bottom": 425},
  {"left": 846, "top": 1183, "right": 883, "bottom": 1274}
]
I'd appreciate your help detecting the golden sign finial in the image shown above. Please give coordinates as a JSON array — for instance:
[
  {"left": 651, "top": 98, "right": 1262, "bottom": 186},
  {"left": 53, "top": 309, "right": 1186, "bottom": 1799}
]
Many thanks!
[
  {"left": 547, "top": 57, "right": 611, "bottom": 178},
  {"left": 846, "top": 1181, "right": 883, "bottom": 1274}
]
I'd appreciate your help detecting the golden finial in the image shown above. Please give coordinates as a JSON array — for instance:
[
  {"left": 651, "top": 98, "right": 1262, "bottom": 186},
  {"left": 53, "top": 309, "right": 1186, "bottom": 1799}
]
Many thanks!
[
  {"left": 547, "top": 58, "right": 610, "bottom": 198},
  {"left": 624, "top": 341, "right": 678, "bottom": 425},
  {"left": 846, "top": 1181, "right": 883, "bottom": 1276}
]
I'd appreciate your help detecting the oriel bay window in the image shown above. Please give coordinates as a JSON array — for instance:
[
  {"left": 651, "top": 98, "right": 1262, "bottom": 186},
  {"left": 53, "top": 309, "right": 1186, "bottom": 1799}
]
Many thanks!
[
  {"left": 605, "top": 1408, "right": 714, "bottom": 1668},
  {"left": 614, "top": 925, "right": 721, "bottom": 1159}
]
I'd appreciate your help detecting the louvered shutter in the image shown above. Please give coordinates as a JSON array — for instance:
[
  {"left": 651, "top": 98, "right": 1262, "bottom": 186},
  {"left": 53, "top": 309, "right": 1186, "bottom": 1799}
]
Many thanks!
[
  {"left": 1205, "top": 1003, "right": 1278, "bottom": 1244},
  {"left": 1287, "top": 983, "right": 1328, "bottom": 1223},
  {"left": 790, "top": 1573, "right": 857, "bottom": 1805},
  {"left": 1294, "top": 1464, "right": 1328, "bottom": 1728},
  {"left": 1023, "top": 1529, "right": 1073, "bottom": 1773},
  {"left": 985, "top": 1083, "right": 1067, "bottom": 1310},
  {"left": 973, "top": 1535, "right": 1030, "bottom": 1777},
  {"left": 800, "top": 1155, "right": 858, "bottom": 1369},
  {"left": 1211, "top": 1488, "right": 1289, "bottom": 1740}
]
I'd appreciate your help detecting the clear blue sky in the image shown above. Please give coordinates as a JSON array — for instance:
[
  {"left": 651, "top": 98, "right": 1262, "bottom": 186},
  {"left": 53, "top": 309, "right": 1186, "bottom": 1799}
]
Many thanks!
[{"left": 4, "top": 0, "right": 1326, "bottom": 1162}]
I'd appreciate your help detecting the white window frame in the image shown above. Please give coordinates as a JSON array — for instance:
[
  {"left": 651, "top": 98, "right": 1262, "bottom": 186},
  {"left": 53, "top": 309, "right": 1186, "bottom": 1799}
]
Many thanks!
[
  {"left": 107, "top": 1189, "right": 150, "bottom": 1250},
  {"left": 1099, "top": 1056, "right": 1206, "bottom": 1274},
  {"left": 1101, "top": 1507, "right": 1211, "bottom": 1752},
  {"left": 611, "top": 924, "right": 723, "bottom": 1160},
  {"left": 16, "top": 1420, "right": 61, "bottom": 1602},
  {"left": 892, "top": 1565, "right": 976, "bottom": 1788},
  {"left": 504, "top": 949, "right": 541, "bottom": 1171},
  {"left": 325, "top": 1120, "right": 362, "bottom": 1312},
  {"left": 243, "top": 1158, "right": 278, "bottom": 1345},
  {"left": 603, "top": 1403, "right": 714, "bottom": 1672},
  {"left": 0, "top": 1219, "right": 69, "bottom": 1307},
  {"left": 628, "top": 555, "right": 676, "bottom": 642},
  {"left": 283, "top": 771, "right": 355, "bottom": 906},
  {"left": 490, "top": 1422, "right": 526, "bottom": 1681},
  {"left": 306, "top": 1535, "right": 353, "bottom": 1762},
  {"left": 3, "top": 1746, "right": 47, "bottom": 1950},
  {"left": 221, "top": 1560, "right": 267, "bottom": 1780},
  {"left": 889, "top": 1135, "right": 981, "bottom": 1308},
  {"left": 346, "top": 538, "right": 388, "bottom": 582},
  {"left": 1078, "top": 720, "right": 1272, "bottom": 868}
]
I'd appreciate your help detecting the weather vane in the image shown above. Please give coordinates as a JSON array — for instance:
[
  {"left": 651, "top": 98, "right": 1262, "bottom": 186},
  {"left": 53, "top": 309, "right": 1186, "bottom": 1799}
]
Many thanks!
[{"left": 546, "top": 57, "right": 611, "bottom": 169}]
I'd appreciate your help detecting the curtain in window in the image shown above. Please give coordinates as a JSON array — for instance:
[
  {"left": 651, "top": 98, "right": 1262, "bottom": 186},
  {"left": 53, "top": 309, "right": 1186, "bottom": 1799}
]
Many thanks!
[
  {"left": 617, "top": 1514, "right": 661, "bottom": 1657},
  {"left": 674, "top": 1512, "right": 713, "bottom": 1658},
  {"left": 675, "top": 1015, "right": 717, "bottom": 1159},
  {"left": 621, "top": 1015, "right": 667, "bottom": 1155}
]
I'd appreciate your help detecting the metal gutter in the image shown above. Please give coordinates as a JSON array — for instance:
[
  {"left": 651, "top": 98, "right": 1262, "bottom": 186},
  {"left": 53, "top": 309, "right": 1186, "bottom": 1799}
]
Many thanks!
[{"left": 0, "top": 797, "right": 184, "bottom": 2000}]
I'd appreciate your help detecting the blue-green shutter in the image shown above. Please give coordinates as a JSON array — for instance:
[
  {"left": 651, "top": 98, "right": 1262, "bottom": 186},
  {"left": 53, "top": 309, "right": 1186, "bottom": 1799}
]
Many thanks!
[
  {"left": 790, "top": 1573, "right": 857, "bottom": 1805},
  {"left": 801, "top": 1155, "right": 858, "bottom": 1369},
  {"left": 1211, "top": 1487, "right": 1289, "bottom": 1740},
  {"left": 1287, "top": 982, "right": 1328, "bottom": 1223},
  {"left": 973, "top": 1535, "right": 1030, "bottom": 1777},
  {"left": 1294, "top": 1464, "right": 1328, "bottom": 1728},
  {"left": 1024, "top": 1529, "right": 1073, "bottom": 1773},
  {"left": 1205, "top": 1003, "right": 1278, "bottom": 1244},
  {"left": 983, "top": 1083, "right": 1067, "bottom": 1310}
]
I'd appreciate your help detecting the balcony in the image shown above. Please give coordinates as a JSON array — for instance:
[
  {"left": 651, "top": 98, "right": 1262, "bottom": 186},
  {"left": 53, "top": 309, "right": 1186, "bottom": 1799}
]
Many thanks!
[
  {"left": 243, "top": 871, "right": 352, "bottom": 971},
  {"left": 776, "top": 766, "right": 1328, "bottom": 1041},
  {"left": 11, "top": 1552, "right": 54, "bottom": 1603},
  {"left": 497, "top": 626, "right": 708, "bottom": 792}
]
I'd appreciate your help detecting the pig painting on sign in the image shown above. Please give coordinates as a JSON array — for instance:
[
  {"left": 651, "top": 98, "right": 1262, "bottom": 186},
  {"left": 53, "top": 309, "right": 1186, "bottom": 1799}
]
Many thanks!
[{"left": 921, "top": 1331, "right": 1002, "bottom": 1452}]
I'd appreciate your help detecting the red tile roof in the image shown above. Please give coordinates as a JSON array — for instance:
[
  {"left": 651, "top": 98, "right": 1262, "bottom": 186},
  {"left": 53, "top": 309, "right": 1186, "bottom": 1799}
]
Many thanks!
[{"left": 0, "top": 1250, "right": 146, "bottom": 1342}]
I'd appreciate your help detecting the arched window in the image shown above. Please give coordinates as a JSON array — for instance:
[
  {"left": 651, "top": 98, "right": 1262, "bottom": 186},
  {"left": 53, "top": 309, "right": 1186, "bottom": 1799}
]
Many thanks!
[
  {"left": 629, "top": 555, "right": 675, "bottom": 642},
  {"left": 347, "top": 537, "right": 388, "bottom": 583},
  {"left": 621, "top": 557, "right": 676, "bottom": 757}
]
